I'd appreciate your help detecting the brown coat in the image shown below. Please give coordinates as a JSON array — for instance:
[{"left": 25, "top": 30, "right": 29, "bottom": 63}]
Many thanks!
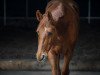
[{"left": 36, "top": 0, "right": 79, "bottom": 75}]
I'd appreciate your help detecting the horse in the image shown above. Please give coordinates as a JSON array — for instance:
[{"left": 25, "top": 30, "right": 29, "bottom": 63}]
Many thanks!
[{"left": 36, "top": 0, "right": 79, "bottom": 75}]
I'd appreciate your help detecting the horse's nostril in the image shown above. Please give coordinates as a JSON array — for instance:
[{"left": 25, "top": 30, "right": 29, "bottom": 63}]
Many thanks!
[
  {"left": 36, "top": 52, "right": 48, "bottom": 62},
  {"left": 37, "top": 54, "right": 47, "bottom": 62},
  {"left": 41, "top": 54, "right": 45, "bottom": 61},
  {"left": 41, "top": 54, "right": 48, "bottom": 62}
]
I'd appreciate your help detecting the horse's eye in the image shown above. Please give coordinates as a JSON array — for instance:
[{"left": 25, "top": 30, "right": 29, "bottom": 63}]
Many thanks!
[{"left": 47, "top": 32, "right": 52, "bottom": 36}]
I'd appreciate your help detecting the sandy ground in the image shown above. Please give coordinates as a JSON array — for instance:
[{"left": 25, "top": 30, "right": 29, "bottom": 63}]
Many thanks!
[{"left": 0, "top": 71, "right": 100, "bottom": 75}]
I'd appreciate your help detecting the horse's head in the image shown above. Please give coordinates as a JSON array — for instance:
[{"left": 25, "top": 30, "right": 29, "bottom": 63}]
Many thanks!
[{"left": 36, "top": 10, "right": 58, "bottom": 62}]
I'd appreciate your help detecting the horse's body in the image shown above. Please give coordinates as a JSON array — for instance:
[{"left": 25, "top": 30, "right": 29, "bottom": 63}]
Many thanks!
[{"left": 36, "top": 0, "right": 79, "bottom": 75}]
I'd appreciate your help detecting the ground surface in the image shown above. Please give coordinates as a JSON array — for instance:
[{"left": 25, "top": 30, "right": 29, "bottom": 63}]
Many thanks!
[{"left": 0, "top": 71, "right": 100, "bottom": 75}]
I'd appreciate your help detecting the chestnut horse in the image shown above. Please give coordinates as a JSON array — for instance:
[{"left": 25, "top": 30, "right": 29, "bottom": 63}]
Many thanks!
[{"left": 36, "top": 0, "right": 79, "bottom": 75}]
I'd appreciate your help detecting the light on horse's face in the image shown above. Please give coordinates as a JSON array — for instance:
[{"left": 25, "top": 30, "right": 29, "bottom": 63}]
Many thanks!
[{"left": 36, "top": 26, "right": 54, "bottom": 62}]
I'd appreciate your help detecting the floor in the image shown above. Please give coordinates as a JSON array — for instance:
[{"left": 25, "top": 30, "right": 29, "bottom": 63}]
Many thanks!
[{"left": 0, "top": 71, "right": 100, "bottom": 75}]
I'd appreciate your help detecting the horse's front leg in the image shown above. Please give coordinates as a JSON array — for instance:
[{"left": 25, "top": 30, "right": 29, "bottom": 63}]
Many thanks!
[
  {"left": 61, "top": 54, "right": 70, "bottom": 75},
  {"left": 48, "top": 51, "right": 61, "bottom": 75}
]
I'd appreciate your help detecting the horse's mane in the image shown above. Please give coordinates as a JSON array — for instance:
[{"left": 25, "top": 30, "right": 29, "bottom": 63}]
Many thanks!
[
  {"left": 46, "top": 0, "right": 79, "bottom": 25},
  {"left": 46, "top": 0, "right": 79, "bottom": 13}
]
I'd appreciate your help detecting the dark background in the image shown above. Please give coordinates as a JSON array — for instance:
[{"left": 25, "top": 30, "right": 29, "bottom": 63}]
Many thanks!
[
  {"left": 0, "top": 0, "right": 100, "bottom": 71},
  {"left": 0, "top": 0, "right": 100, "bottom": 17}
]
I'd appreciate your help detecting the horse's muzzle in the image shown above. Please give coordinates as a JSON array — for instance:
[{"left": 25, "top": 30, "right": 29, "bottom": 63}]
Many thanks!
[{"left": 36, "top": 53, "right": 48, "bottom": 62}]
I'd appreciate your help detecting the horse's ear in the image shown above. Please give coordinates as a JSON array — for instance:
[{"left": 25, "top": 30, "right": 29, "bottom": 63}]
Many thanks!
[{"left": 36, "top": 10, "right": 43, "bottom": 21}]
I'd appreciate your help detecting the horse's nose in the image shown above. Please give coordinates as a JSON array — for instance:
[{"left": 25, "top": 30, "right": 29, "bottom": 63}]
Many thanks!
[
  {"left": 36, "top": 53, "right": 41, "bottom": 61},
  {"left": 36, "top": 53, "right": 47, "bottom": 62}
]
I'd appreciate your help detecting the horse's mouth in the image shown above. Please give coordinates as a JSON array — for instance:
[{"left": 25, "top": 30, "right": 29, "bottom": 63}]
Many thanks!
[
  {"left": 40, "top": 54, "right": 45, "bottom": 61},
  {"left": 37, "top": 53, "right": 48, "bottom": 62}
]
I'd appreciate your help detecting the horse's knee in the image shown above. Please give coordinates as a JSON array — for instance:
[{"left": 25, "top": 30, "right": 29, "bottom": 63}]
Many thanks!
[{"left": 48, "top": 51, "right": 61, "bottom": 75}]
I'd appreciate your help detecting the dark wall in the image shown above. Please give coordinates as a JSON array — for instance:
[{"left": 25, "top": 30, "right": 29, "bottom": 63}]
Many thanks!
[
  {"left": 6, "top": 0, "right": 26, "bottom": 17},
  {"left": 0, "top": 0, "right": 100, "bottom": 17},
  {"left": 0, "top": 0, "right": 100, "bottom": 28},
  {"left": 28, "top": 0, "right": 48, "bottom": 17},
  {"left": 0, "top": 0, "right": 47, "bottom": 17},
  {"left": 91, "top": 0, "right": 100, "bottom": 17},
  {"left": 0, "top": 0, "right": 3, "bottom": 17}
]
